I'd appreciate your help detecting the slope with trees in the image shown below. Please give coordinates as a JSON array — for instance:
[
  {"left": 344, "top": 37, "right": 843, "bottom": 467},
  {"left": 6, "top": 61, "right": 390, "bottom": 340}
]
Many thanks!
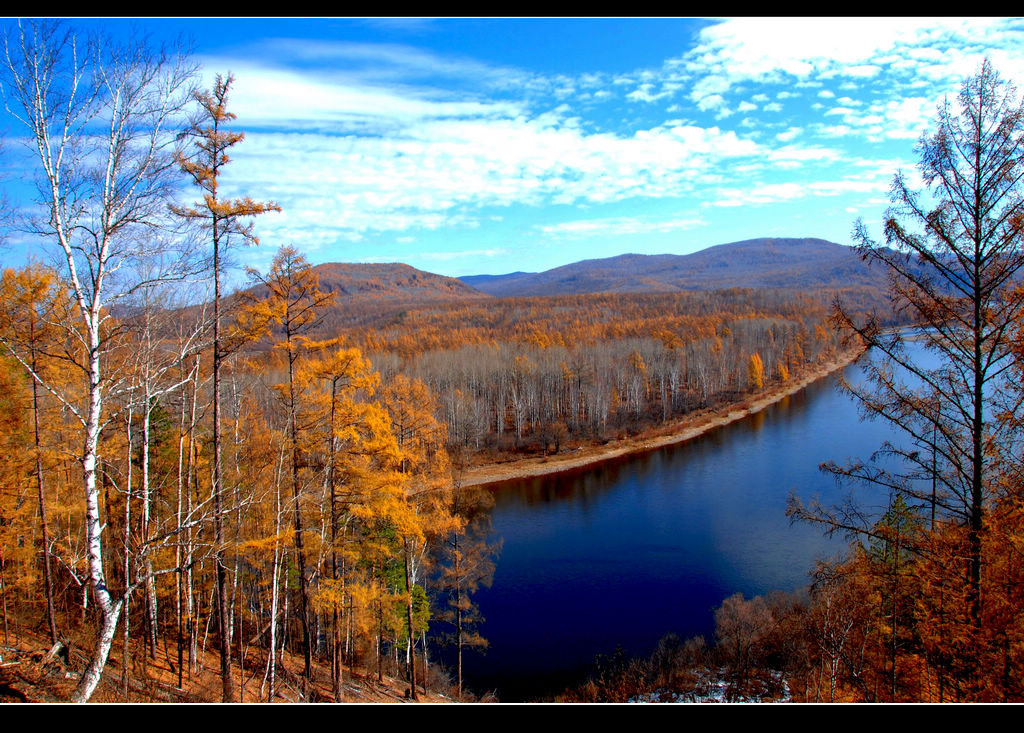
[
  {"left": 0, "top": 19, "right": 198, "bottom": 702},
  {"left": 785, "top": 59, "right": 1024, "bottom": 701}
]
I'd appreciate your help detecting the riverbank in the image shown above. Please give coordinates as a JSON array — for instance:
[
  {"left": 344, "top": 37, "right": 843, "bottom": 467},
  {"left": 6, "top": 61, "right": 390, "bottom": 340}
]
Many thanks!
[{"left": 460, "top": 345, "right": 866, "bottom": 488}]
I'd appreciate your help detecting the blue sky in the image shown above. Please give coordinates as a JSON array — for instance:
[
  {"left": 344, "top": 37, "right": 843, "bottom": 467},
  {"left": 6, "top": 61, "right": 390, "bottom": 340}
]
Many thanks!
[{"left": 5, "top": 17, "right": 1024, "bottom": 279}]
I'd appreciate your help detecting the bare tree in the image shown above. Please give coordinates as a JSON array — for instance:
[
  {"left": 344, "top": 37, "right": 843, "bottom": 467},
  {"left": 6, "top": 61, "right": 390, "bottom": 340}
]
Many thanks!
[
  {"left": 171, "top": 72, "right": 279, "bottom": 702},
  {"left": 0, "top": 19, "right": 197, "bottom": 702},
  {"left": 790, "top": 60, "right": 1024, "bottom": 632}
]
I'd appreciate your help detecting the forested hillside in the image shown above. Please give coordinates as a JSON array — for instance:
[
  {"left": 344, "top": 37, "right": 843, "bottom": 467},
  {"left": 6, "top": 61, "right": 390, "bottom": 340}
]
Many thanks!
[
  {"left": 346, "top": 288, "right": 848, "bottom": 458},
  {"left": 218, "top": 260, "right": 857, "bottom": 462},
  {"left": 265, "top": 262, "right": 487, "bottom": 305},
  {"left": 559, "top": 61, "right": 1024, "bottom": 704},
  {"left": 1, "top": 20, "right": 1023, "bottom": 705},
  {"left": 0, "top": 237, "right": 852, "bottom": 703}
]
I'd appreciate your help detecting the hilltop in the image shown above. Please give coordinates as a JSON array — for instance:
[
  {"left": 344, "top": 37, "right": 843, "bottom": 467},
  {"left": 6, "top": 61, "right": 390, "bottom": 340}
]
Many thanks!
[
  {"left": 244, "top": 261, "right": 488, "bottom": 304},
  {"left": 457, "top": 238, "right": 882, "bottom": 297}
]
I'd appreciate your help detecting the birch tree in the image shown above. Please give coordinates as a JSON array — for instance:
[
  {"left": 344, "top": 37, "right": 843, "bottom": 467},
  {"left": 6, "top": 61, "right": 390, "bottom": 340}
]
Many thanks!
[{"left": 1, "top": 20, "right": 197, "bottom": 702}]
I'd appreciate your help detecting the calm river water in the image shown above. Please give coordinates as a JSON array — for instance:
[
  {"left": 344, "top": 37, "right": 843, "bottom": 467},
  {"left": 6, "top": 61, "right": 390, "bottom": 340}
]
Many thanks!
[{"left": 447, "top": 347, "right": 926, "bottom": 701}]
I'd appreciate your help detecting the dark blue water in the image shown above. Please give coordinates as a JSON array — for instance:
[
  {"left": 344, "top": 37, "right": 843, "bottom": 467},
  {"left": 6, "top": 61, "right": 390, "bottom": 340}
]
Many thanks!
[{"left": 449, "top": 349, "right": 924, "bottom": 701}]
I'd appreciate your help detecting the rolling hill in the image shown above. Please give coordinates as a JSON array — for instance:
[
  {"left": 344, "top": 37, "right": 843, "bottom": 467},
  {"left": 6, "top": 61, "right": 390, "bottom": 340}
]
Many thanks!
[
  {"left": 207, "top": 238, "right": 901, "bottom": 338},
  {"left": 458, "top": 238, "right": 883, "bottom": 297},
  {"left": 283, "top": 261, "right": 487, "bottom": 303}
]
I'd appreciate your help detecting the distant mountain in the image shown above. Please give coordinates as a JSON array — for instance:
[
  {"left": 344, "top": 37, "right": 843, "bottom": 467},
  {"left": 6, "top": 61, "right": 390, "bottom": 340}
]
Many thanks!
[
  {"left": 222, "top": 239, "right": 897, "bottom": 335},
  {"left": 243, "top": 261, "right": 489, "bottom": 306},
  {"left": 457, "top": 238, "right": 883, "bottom": 297},
  {"left": 309, "top": 262, "right": 487, "bottom": 302},
  {"left": 458, "top": 271, "right": 535, "bottom": 292},
  {"left": 195, "top": 261, "right": 491, "bottom": 335}
]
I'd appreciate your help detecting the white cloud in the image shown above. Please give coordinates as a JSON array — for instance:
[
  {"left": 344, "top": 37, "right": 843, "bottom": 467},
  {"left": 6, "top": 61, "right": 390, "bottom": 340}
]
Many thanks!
[
  {"left": 183, "top": 18, "right": 1024, "bottom": 264},
  {"left": 815, "top": 123, "right": 853, "bottom": 138},
  {"left": 882, "top": 96, "right": 934, "bottom": 138},
  {"left": 768, "top": 145, "right": 840, "bottom": 164},
  {"left": 710, "top": 173, "right": 889, "bottom": 208},
  {"left": 808, "top": 179, "right": 883, "bottom": 195},
  {"left": 841, "top": 64, "right": 882, "bottom": 78},
  {"left": 215, "top": 61, "right": 524, "bottom": 133},
  {"left": 696, "top": 93, "right": 727, "bottom": 112},
  {"left": 712, "top": 182, "right": 806, "bottom": 207},
  {"left": 678, "top": 17, "right": 1014, "bottom": 100},
  {"left": 815, "top": 95, "right": 934, "bottom": 141},
  {"left": 539, "top": 215, "right": 706, "bottom": 238},
  {"left": 207, "top": 60, "right": 770, "bottom": 252},
  {"left": 775, "top": 127, "right": 802, "bottom": 142},
  {"left": 627, "top": 83, "right": 672, "bottom": 103},
  {"left": 230, "top": 39, "right": 526, "bottom": 87}
]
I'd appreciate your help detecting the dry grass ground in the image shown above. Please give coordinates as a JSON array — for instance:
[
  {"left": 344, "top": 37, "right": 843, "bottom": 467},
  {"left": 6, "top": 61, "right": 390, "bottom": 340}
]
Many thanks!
[{"left": 0, "top": 622, "right": 455, "bottom": 703}]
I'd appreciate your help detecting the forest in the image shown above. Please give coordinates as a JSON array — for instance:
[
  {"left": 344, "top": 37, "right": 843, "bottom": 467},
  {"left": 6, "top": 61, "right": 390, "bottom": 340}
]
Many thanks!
[
  {"left": 560, "top": 60, "right": 1024, "bottom": 704},
  {"left": 0, "top": 20, "right": 1022, "bottom": 704},
  {"left": 0, "top": 196, "right": 851, "bottom": 704}
]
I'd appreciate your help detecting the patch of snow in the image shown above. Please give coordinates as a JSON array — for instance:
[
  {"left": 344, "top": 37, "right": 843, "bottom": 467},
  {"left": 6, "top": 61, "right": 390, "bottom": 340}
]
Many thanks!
[{"left": 628, "top": 668, "right": 791, "bottom": 703}]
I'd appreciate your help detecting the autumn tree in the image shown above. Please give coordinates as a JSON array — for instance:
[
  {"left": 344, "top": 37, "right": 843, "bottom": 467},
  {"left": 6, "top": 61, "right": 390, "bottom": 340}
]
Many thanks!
[
  {"left": 297, "top": 345, "right": 392, "bottom": 700},
  {"left": 381, "top": 374, "right": 455, "bottom": 699},
  {"left": 0, "top": 265, "right": 73, "bottom": 646},
  {"left": 791, "top": 60, "right": 1024, "bottom": 691},
  {"left": 432, "top": 483, "right": 499, "bottom": 699},
  {"left": 0, "top": 353, "right": 35, "bottom": 641},
  {"left": 171, "top": 72, "right": 280, "bottom": 702},
  {"left": 747, "top": 352, "right": 765, "bottom": 391},
  {"left": 866, "top": 495, "right": 926, "bottom": 699},
  {"left": 247, "top": 244, "right": 335, "bottom": 687},
  {"left": 1, "top": 20, "right": 197, "bottom": 702}
]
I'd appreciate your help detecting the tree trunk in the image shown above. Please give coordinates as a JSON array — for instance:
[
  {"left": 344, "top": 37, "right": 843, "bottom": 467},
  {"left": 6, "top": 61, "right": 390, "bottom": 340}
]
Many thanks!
[
  {"left": 71, "top": 344, "right": 126, "bottom": 703},
  {"left": 31, "top": 351, "right": 58, "bottom": 647},
  {"left": 212, "top": 232, "right": 236, "bottom": 703},
  {"left": 404, "top": 539, "right": 418, "bottom": 701}
]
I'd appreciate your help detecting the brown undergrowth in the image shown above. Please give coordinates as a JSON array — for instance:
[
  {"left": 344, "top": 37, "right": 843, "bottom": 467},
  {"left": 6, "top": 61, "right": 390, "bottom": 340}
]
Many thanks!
[{"left": 0, "top": 623, "right": 456, "bottom": 703}]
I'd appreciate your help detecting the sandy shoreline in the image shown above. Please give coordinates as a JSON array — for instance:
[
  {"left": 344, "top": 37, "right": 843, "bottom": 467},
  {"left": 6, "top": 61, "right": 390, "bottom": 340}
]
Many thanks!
[{"left": 460, "top": 346, "right": 865, "bottom": 488}]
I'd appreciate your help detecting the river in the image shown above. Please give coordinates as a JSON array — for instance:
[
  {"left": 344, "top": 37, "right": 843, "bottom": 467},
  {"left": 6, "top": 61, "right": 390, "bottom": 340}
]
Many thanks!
[{"left": 441, "top": 345, "right": 928, "bottom": 701}]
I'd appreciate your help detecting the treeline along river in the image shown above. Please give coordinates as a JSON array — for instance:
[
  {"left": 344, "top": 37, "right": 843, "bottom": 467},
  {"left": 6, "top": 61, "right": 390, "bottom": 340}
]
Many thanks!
[{"left": 440, "top": 342, "right": 935, "bottom": 701}]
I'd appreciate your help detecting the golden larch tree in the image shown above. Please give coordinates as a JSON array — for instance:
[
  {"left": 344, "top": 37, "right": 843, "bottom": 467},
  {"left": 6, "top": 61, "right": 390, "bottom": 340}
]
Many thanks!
[{"left": 171, "top": 72, "right": 280, "bottom": 703}]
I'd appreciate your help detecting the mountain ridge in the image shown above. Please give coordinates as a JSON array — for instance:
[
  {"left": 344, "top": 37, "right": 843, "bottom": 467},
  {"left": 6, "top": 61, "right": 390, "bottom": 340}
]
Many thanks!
[
  {"left": 229, "top": 237, "right": 886, "bottom": 316},
  {"left": 456, "top": 237, "right": 878, "bottom": 297}
]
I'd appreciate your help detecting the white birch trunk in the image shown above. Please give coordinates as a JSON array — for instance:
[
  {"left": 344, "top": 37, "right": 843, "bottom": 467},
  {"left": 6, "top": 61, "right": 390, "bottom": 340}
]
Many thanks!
[{"left": 71, "top": 343, "right": 125, "bottom": 702}]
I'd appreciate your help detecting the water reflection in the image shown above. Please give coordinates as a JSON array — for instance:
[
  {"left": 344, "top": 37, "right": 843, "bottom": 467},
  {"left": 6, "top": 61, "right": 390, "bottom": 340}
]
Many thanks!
[{"left": 445, "top": 354, "right": 907, "bottom": 701}]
